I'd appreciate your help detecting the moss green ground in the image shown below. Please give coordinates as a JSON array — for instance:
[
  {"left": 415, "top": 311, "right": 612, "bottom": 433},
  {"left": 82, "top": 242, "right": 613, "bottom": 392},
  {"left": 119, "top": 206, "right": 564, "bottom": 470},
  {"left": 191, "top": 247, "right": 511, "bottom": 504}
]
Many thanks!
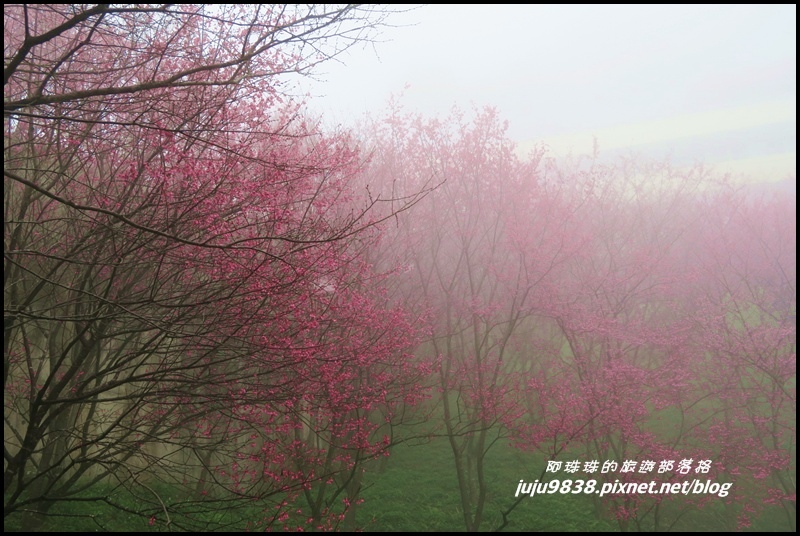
[{"left": 4, "top": 436, "right": 793, "bottom": 531}]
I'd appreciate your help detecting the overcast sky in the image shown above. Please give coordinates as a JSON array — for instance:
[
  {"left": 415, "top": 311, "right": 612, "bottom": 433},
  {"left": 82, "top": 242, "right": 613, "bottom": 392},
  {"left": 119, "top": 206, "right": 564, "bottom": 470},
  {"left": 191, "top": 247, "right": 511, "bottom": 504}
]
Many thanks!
[{"left": 296, "top": 4, "right": 796, "bottom": 184}]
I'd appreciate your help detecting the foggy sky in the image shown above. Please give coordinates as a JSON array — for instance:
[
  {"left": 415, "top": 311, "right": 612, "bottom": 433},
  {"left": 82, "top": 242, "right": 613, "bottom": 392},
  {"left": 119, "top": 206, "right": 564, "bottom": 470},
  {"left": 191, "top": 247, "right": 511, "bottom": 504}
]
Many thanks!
[{"left": 296, "top": 4, "right": 796, "bottom": 184}]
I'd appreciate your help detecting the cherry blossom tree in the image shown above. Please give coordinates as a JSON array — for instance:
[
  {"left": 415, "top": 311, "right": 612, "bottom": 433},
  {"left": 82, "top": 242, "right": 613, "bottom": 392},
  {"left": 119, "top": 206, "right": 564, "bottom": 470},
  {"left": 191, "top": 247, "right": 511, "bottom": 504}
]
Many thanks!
[
  {"left": 4, "top": 4, "right": 425, "bottom": 530},
  {"left": 362, "top": 101, "right": 795, "bottom": 532},
  {"left": 519, "top": 160, "right": 716, "bottom": 531},
  {"left": 361, "top": 105, "right": 569, "bottom": 531},
  {"left": 506, "top": 160, "right": 795, "bottom": 531},
  {"left": 680, "top": 187, "right": 796, "bottom": 530}
]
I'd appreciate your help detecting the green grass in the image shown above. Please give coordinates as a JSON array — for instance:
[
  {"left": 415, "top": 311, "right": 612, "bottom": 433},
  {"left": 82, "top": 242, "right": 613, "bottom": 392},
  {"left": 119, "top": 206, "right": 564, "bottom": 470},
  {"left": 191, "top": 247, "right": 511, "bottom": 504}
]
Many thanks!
[
  {"left": 351, "top": 430, "right": 794, "bottom": 532},
  {"left": 5, "top": 435, "right": 794, "bottom": 532},
  {"left": 354, "top": 437, "right": 617, "bottom": 532},
  {"left": 4, "top": 487, "right": 155, "bottom": 532},
  {"left": 3, "top": 481, "right": 267, "bottom": 532}
]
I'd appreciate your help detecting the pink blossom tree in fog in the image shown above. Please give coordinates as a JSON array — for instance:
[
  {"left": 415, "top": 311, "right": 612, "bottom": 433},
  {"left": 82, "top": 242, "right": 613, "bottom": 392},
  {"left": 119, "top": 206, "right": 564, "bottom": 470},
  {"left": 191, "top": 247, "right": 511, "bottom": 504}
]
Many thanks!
[
  {"left": 362, "top": 103, "right": 795, "bottom": 531},
  {"left": 5, "top": 4, "right": 794, "bottom": 531},
  {"left": 363, "top": 105, "right": 586, "bottom": 531},
  {"left": 4, "top": 4, "right": 428, "bottom": 531},
  {"left": 683, "top": 188, "right": 796, "bottom": 530}
]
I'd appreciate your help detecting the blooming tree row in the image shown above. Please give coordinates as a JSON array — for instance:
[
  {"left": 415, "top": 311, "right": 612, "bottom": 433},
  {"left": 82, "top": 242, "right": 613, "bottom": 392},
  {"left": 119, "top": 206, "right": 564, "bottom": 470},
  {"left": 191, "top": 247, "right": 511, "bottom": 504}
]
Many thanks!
[
  {"left": 4, "top": 5, "right": 794, "bottom": 532},
  {"left": 361, "top": 105, "right": 795, "bottom": 531},
  {"left": 4, "top": 4, "right": 427, "bottom": 531}
]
